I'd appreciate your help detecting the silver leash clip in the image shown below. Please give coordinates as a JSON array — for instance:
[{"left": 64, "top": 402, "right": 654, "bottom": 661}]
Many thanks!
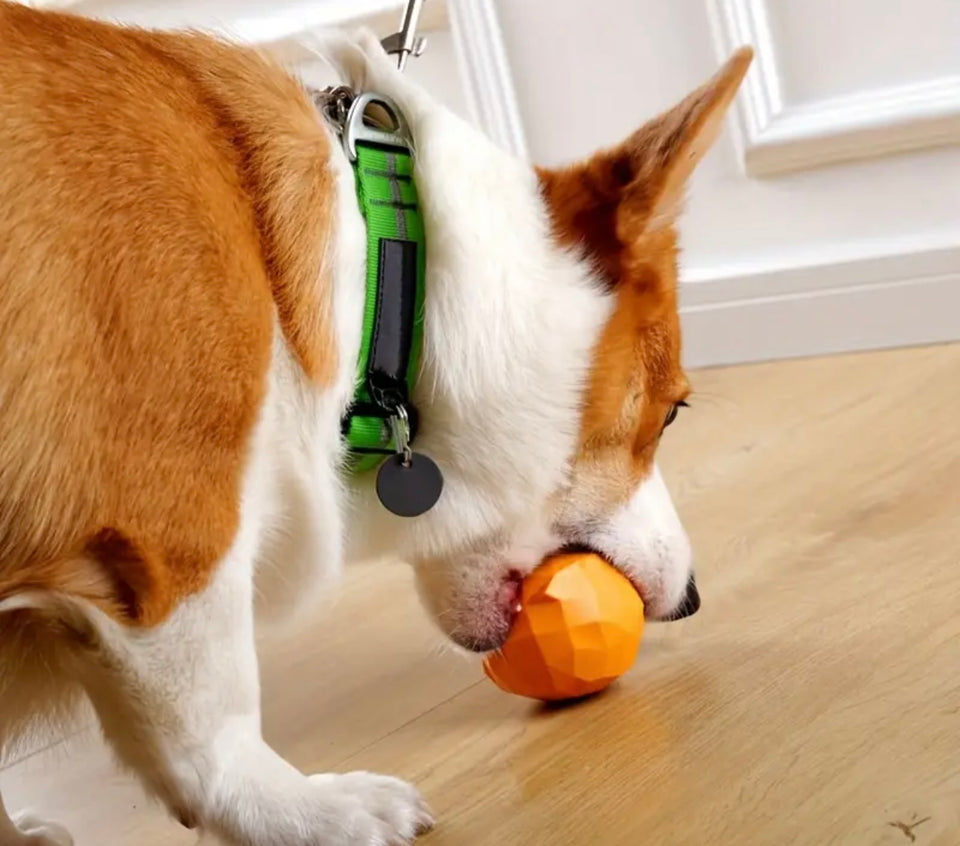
[{"left": 381, "top": 0, "right": 428, "bottom": 71}]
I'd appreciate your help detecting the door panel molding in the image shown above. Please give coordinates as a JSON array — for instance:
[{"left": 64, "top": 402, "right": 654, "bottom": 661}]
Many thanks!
[{"left": 710, "top": 0, "right": 960, "bottom": 177}]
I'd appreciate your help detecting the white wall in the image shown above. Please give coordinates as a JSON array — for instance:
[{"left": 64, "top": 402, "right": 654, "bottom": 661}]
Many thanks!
[
  {"left": 31, "top": 0, "right": 960, "bottom": 367},
  {"left": 496, "top": 0, "right": 960, "bottom": 366}
]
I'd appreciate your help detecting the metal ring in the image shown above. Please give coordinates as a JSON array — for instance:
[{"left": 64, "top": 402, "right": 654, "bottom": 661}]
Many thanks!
[
  {"left": 389, "top": 407, "right": 413, "bottom": 467},
  {"left": 343, "top": 92, "right": 415, "bottom": 161}
]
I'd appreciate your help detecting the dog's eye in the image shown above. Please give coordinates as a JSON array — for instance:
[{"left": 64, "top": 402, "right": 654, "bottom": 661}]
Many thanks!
[{"left": 663, "top": 400, "right": 689, "bottom": 430}]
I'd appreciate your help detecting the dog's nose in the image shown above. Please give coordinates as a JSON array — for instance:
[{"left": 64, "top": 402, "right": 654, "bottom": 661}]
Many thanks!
[{"left": 667, "top": 574, "right": 701, "bottom": 621}]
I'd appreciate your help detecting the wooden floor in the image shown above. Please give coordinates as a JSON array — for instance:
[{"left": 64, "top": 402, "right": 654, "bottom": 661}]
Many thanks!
[{"left": 4, "top": 345, "right": 960, "bottom": 845}]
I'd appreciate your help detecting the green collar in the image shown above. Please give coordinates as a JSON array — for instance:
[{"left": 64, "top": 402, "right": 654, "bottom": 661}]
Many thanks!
[{"left": 319, "top": 88, "right": 442, "bottom": 517}]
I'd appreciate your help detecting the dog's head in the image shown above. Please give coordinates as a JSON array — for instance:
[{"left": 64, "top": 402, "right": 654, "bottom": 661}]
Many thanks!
[{"left": 339, "top": 38, "right": 752, "bottom": 651}]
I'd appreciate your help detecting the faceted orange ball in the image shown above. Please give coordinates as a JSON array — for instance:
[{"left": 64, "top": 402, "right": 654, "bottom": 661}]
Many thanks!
[{"left": 483, "top": 553, "right": 644, "bottom": 701}]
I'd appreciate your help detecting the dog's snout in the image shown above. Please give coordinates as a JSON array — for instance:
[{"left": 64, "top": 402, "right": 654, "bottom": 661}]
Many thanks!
[{"left": 667, "top": 574, "right": 700, "bottom": 621}]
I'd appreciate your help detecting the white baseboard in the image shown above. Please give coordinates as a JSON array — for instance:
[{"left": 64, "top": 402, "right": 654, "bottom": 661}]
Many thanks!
[{"left": 680, "top": 241, "right": 960, "bottom": 368}]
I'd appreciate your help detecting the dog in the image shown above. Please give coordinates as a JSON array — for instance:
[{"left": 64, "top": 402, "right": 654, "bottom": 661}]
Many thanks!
[{"left": 0, "top": 3, "right": 752, "bottom": 843}]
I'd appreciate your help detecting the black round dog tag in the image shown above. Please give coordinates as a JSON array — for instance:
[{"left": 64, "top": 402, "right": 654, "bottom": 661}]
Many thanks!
[{"left": 376, "top": 453, "right": 444, "bottom": 517}]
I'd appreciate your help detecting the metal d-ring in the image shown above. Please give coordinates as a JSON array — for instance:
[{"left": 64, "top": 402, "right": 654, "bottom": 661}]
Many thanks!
[{"left": 342, "top": 91, "right": 414, "bottom": 162}]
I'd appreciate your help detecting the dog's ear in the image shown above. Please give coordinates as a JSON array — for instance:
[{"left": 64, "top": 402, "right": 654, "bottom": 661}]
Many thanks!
[{"left": 537, "top": 48, "right": 753, "bottom": 284}]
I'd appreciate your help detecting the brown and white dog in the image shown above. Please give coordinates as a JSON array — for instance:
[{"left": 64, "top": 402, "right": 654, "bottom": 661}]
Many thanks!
[{"left": 0, "top": 3, "right": 751, "bottom": 844}]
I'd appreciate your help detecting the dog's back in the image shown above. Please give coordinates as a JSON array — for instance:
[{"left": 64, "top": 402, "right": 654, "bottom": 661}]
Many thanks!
[{"left": 0, "top": 0, "right": 333, "bottom": 749}]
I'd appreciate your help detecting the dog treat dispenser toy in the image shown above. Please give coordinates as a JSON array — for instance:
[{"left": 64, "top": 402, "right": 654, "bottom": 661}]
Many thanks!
[{"left": 483, "top": 552, "right": 644, "bottom": 701}]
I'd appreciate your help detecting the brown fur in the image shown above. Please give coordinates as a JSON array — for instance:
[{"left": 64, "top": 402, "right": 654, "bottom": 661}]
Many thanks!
[
  {"left": 0, "top": 2, "right": 335, "bottom": 625},
  {"left": 539, "top": 49, "right": 753, "bottom": 505}
]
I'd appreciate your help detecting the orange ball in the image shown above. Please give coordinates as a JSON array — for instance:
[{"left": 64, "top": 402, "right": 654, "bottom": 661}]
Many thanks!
[{"left": 483, "top": 553, "right": 644, "bottom": 701}]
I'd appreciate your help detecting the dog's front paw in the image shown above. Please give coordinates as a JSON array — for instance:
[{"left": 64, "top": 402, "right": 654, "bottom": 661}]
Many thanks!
[
  {"left": 9, "top": 812, "right": 74, "bottom": 846},
  {"left": 308, "top": 771, "right": 434, "bottom": 845}
]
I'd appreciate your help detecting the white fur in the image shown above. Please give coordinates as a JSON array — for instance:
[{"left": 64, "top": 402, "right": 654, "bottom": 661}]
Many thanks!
[
  {"left": 1, "top": 29, "right": 693, "bottom": 846},
  {"left": 249, "top": 86, "right": 367, "bottom": 625},
  {"left": 581, "top": 464, "right": 693, "bottom": 619},
  {"left": 312, "top": 31, "right": 614, "bottom": 568},
  {"left": 319, "top": 32, "right": 693, "bottom": 645},
  {"left": 0, "top": 803, "right": 71, "bottom": 846},
  {"left": 74, "top": 399, "right": 430, "bottom": 846}
]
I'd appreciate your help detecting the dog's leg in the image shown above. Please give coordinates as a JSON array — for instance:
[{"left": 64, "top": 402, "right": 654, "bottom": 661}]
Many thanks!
[
  {"left": 78, "top": 544, "right": 432, "bottom": 846},
  {"left": 0, "top": 791, "right": 73, "bottom": 846}
]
